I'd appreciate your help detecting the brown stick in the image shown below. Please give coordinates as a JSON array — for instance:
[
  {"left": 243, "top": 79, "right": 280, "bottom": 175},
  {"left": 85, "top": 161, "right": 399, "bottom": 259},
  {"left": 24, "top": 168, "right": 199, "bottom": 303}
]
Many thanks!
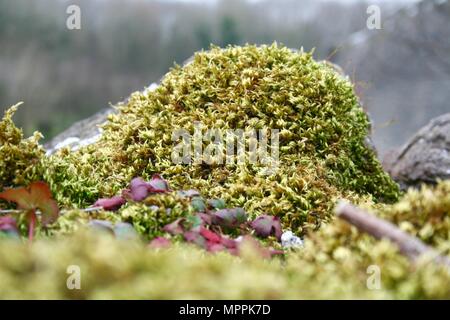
[{"left": 335, "top": 201, "right": 450, "bottom": 269}]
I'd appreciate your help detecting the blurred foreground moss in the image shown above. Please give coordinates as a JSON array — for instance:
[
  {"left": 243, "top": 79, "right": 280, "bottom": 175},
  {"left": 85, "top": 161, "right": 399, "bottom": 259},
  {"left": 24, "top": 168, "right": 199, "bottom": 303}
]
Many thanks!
[{"left": 0, "top": 182, "right": 449, "bottom": 299}]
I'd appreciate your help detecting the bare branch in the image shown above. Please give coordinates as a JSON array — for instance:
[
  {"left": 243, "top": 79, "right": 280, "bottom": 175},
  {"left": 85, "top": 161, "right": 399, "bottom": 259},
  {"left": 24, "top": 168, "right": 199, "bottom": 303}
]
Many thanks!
[{"left": 335, "top": 201, "right": 450, "bottom": 269}]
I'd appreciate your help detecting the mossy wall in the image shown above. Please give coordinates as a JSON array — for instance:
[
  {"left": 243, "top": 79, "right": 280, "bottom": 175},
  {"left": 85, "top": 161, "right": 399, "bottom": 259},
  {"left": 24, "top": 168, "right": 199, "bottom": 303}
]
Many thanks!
[
  {"left": 37, "top": 44, "right": 399, "bottom": 234},
  {"left": 1, "top": 44, "right": 449, "bottom": 299}
]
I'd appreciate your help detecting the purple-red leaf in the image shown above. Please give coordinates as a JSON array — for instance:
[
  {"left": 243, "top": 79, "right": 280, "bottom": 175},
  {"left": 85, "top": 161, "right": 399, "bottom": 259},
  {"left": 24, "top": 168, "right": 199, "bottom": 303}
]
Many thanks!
[
  {"left": 211, "top": 208, "right": 247, "bottom": 228},
  {"left": 129, "top": 177, "right": 150, "bottom": 201},
  {"left": 197, "top": 212, "right": 212, "bottom": 225},
  {"left": 93, "top": 196, "right": 126, "bottom": 211},
  {"left": 0, "top": 216, "right": 19, "bottom": 232},
  {"left": 199, "top": 227, "right": 221, "bottom": 244},
  {"left": 250, "top": 215, "right": 282, "bottom": 240},
  {"left": 183, "top": 230, "right": 206, "bottom": 248},
  {"left": 163, "top": 218, "right": 185, "bottom": 235},
  {"left": 207, "top": 242, "right": 225, "bottom": 253},
  {"left": 0, "top": 216, "right": 20, "bottom": 239},
  {"left": 220, "top": 236, "right": 237, "bottom": 249},
  {"left": 149, "top": 237, "right": 171, "bottom": 248},
  {"left": 147, "top": 174, "right": 170, "bottom": 193}
]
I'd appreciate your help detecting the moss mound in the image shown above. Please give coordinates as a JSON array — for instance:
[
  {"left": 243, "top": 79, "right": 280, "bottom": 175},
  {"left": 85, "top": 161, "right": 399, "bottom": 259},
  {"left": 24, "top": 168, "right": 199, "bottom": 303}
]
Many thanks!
[
  {"left": 1, "top": 181, "right": 449, "bottom": 299},
  {"left": 0, "top": 103, "right": 44, "bottom": 189},
  {"left": 42, "top": 44, "right": 398, "bottom": 233},
  {"left": 1, "top": 44, "right": 450, "bottom": 299}
]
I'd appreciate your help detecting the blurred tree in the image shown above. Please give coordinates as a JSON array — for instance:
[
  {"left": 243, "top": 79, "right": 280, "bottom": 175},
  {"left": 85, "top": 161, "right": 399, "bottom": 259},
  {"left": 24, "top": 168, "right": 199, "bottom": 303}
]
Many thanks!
[{"left": 220, "top": 16, "right": 241, "bottom": 46}]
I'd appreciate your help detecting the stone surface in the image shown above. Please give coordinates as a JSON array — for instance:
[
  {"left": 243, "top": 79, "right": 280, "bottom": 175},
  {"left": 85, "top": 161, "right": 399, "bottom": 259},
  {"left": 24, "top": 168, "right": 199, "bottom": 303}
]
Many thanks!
[{"left": 383, "top": 113, "right": 450, "bottom": 189}]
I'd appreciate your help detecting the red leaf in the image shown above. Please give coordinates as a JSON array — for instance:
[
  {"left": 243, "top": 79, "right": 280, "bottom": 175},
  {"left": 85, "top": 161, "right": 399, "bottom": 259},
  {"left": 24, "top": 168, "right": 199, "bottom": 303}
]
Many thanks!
[
  {"left": 29, "top": 182, "right": 59, "bottom": 226},
  {"left": 199, "top": 227, "right": 221, "bottom": 244},
  {"left": 183, "top": 231, "right": 207, "bottom": 248},
  {"left": 149, "top": 237, "right": 171, "bottom": 249},
  {"left": 221, "top": 236, "right": 237, "bottom": 249},
  {"left": 129, "top": 177, "right": 150, "bottom": 201},
  {"left": 0, "top": 216, "right": 20, "bottom": 239},
  {"left": 250, "top": 215, "right": 282, "bottom": 240},
  {"left": 93, "top": 196, "right": 126, "bottom": 211},
  {"left": 0, "top": 216, "right": 18, "bottom": 232},
  {"left": 211, "top": 208, "right": 247, "bottom": 228},
  {"left": 0, "top": 187, "right": 32, "bottom": 210},
  {"left": 206, "top": 242, "right": 225, "bottom": 253},
  {"left": 197, "top": 212, "right": 212, "bottom": 225},
  {"left": 0, "top": 182, "right": 59, "bottom": 226},
  {"left": 147, "top": 174, "right": 170, "bottom": 193},
  {"left": 163, "top": 218, "right": 185, "bottom": 235}
]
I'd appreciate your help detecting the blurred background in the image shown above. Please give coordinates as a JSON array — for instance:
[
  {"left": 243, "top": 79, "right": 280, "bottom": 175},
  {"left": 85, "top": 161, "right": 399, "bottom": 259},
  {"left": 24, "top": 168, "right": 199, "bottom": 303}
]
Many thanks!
[{"left": 0, "top": 0, "right": 449, "bottom": 156}]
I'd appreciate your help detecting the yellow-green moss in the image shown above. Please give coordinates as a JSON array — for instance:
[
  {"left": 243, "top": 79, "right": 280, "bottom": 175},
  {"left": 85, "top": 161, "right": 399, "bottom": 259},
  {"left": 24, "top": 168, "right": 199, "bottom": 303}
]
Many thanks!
[
  {"left": 40, "top": 44, "right": 399, "bottom": 234},
  {"left": 0, "top": 103, "right": 44, "bottom": 189}
]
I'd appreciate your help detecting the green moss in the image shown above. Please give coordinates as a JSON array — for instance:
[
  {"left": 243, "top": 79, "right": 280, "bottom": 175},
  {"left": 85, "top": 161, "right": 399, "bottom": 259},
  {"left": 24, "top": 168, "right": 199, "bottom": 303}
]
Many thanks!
[
  {"left": 0, "top": 200, "right": 449, "bottom": 299},
  {"left": 41, "top": 44, "right": 399, "bottom": 234},
  {"left": 0, "top": 103, "right": 44, "bottom": 189}
]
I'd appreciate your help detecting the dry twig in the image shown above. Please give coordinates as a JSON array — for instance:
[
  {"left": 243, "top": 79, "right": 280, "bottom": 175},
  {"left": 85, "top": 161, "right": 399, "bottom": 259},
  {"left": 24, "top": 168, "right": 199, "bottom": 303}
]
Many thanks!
[{"left": 335, "top": 201, "right": 450, "bottom": 269}]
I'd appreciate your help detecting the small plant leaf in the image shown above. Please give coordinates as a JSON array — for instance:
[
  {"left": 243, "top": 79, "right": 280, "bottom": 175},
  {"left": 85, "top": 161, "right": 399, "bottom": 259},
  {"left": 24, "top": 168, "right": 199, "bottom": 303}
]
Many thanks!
[
  {"left": 0, "top": 216, "right": 18, "bottom": 231},
  {"left": 129, "top": 177, "right": 150, "bottom": 201},
  {"left": 197, "top": 212, "right": 212, "bottom": 225},
  {"left": 191, "top": 196, "right": 207, "bottom": 212},
  {"left": 186, "top": 215, "right": 203, "bottom": 229},
  {"left": 183, "top": 230, "right": 206, "bottom": 248},
  {"left": 163, "top": 218, "right": 185, "bottom": 235},
  {"left": 207, "top": 198, "right": 226, "bottom": 210},
  {"left": 93, "top": 196, "right": 126, "bottom": 211},
  {"left": 199, "top": 227, "right": 221, "bottom": 244},
  {"left": 0, "top": 182, "right": 59, "bottom": 227},
  {"left": 250, "top": 215, "right": 282, "bottom": 240},
  {"left": 220, "top": 236, "right": 237, "bottom": 249},
  {"left": 0, "top": 216, "right": 20, "bottom": 239},
  {"left": 0, "top": 187, "right": 31, "bottom": 209},
  {"left": 206, "top": 242, "right": 225, "bottom": 253},
  {"left": 149, "top": 237, "right": 171, "bottom": 248},
  {"left": 211, "top": 208, "right": 247, "bottom": 228},
  {"left": 147, "top": 174, "right": 170, "bottom": 193}
]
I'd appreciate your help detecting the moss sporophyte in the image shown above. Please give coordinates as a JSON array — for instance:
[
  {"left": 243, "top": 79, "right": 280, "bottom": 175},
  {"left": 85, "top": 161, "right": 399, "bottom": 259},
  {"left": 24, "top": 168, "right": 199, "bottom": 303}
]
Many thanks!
[{"left": 1, "top": 44, "right": 450, "bottom": 299}]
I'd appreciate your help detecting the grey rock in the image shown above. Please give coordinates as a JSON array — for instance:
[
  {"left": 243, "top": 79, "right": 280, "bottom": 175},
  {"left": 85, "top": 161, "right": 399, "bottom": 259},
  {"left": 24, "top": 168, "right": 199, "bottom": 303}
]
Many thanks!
[
  {"left": 44, "top": 108, "right": 112, "bottom": 154},
  {"left": 383, "top": 113, "right": 450, "bottom": 189},
  {"left": 45, "top": 83, "right": 158, "bottom": 154}
]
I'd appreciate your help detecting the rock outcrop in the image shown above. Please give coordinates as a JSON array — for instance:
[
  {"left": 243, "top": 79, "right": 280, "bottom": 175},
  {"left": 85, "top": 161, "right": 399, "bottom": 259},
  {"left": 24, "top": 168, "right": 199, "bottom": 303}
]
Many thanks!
[{"left": 383, "top": 113, "right": 450, "bottom": 189}]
